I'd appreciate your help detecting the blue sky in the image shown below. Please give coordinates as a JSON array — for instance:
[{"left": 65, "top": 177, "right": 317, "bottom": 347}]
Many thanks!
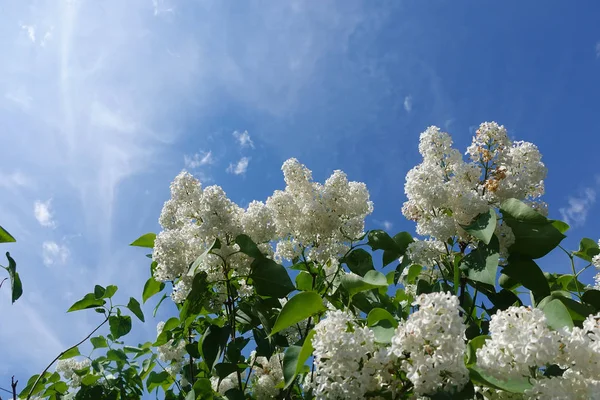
[{"left": 1, "top": 0, "right": 600, "bottom": 390}]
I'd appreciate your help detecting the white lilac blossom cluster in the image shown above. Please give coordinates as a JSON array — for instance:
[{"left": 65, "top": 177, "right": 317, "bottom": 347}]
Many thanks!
[
  {"left": 403, "top": 122, "right": 545, "bottom": 260},
  {"left": 267, "top": 158, "right": 373, "bottom": 268},
  {"left": 156, "top": 321, "right": 188, "bottom": 380},
  {"left": 153, "top": 159, "right": 373, "bottom": 302},
  {"left": 249, "top": 352, "right": 285, "bottom": 399},
  {"left": 476, "top": 307, "right": 600, "bottom": 399},
  {"left": 592, "top": 240, "right": 600, "bottom": 290},
  {"left": 56, "top": 358, "right": 92, "bottom": 388},
  {"left": 310, "top": 292, "right": 468, "bottom": 398}
]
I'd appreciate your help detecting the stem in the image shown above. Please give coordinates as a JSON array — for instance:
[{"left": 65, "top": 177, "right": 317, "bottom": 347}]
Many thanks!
[
  {"left": 569, "top": 254, "right": 583, "bottom": 299},
  {"left": 11, "top": 377, "right": 17, "bottom": 400},
  {"left": 0, "top": 277, "right": 7, "bottom": 290},
  {"left": 188, "top": 328, "right": 195, "bottom": 386},
  {"left": 468, "top": 288, "right": 479, "bottom": 319},
  {"left": 27, "top": 317, "right": 109, "bottom": 399}
]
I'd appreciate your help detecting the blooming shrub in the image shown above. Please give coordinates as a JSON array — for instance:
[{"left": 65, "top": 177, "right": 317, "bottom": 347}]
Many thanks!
[{"left": 14, "top": 122, "right": 600, "bottom": 400}]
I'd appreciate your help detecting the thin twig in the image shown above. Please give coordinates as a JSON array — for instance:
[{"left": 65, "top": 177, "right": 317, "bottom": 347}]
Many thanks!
[
  {"left": 11, "top": 377, "right": 17, "bottom": 400},
  {"left": 27, "top": 317, "right": 109, "bottom": 399}
]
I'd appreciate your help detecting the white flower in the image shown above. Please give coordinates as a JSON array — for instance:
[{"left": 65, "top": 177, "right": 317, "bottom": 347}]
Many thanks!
[
  {"left": 390, "top": 292, "right": 468, "bottom": 396},
  {"left": 476, "top": 307, "right": 561, "bottom": 381},
  {"left": 251, "top": 353, "right": 284, "bottom": 399},
  {"left": 311, "top": 309, "right": 388, "bottom": 398},
  {"left": 156, "top": 321, "right": 187, "bottom": 377},
  {"left": 56, "top": 358, "right": 92, "bottom": 388},
  {"left": 525, "top": 369, "right": 600, "bottom": 400}
]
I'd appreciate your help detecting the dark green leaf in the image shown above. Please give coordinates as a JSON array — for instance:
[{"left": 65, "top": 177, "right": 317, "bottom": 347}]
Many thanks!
[
  {"left": 283, "top": 345, "right": 302, "bottom": 388},
  {"left": 460, "top": 236, "right": 500, "bottom": 286},
  {"left": 180, "top": 272, "right": 209, "bottom": 321},
  {"left": 107, "top": 349, "right": 128, "bottom": 362},
  {"left": 224, "top": 388, "right": 245, "bottom": 400},
  {"left": 68, "top": 293, "right": 106, "bottom": 312},
  {"left": 94, "top": 285, "right": 105, "bottom": 299},
  {"left": 469, "top": 366, "right": 532, "bottom": 393},
  {"left": 201, "top": 325, "right": 231, "bottom": 371},
  {"left": 343, "top": 249, "right": 374, "bottom": 276},
  {"left": 5, "top": 252, "right": 22, "bottom": 303},
  {"left": 0, "top": 225, "right": 16, "bottom": 243},
  {"left": 573, "top": 238, "right": 600, "bottom": 262},
  {"left": 367, "top": 230, "right": 397, "bottom": 251},
  {"left": 500, "top": 199, "right": 565, "bottom": 259},
  {"left": 143, "top": 277, "right": 165, "bottom": 304},
  {"left": 153, "top": 293, "right": 168, "bottom": 317},
  {"left": 235, "top": 234, "right": 263, "bottom": 259},
  {"left": 582, "top": 290, "right": 600, "bottom": 310},
  {"left": 146, "top": 371, "right": 171, "bottom": 393},
  {"left": 250, "top": 258, "right": 295, "bottom": 298},
  {"left": 271, "top": 292, "right": 326, "bottom": 336},
  {"left": 460, "top": 208, "right": 496, "bottom": 245},
  {"left": 130, "top": 233, "right": 156, "bottom": 248},
  {"left": 109, "top": 315, "right": 132, "bottom": 339},
  {"left": 383, "top": 232, "right": 414, "bottom": 267},
  {"left": 127, "top": 297, "right": 145, "bottom": 322},
  {"left": 502, "top": 256, "right": 550, "bottom": 300}
]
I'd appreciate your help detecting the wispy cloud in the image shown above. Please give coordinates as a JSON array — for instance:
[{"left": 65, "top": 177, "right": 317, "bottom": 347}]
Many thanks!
[
  {"left": 227, "top": 157, "right": 250, "bottom": 175},
  {"left": 233, "top": 130, "right": 254, "bottom": 149},
  {"left": 184, "top": 151, "right": 214, "bottom": 169},
  {"left": 403, "top": 95, "right": 413, "bottom": 112},
  {"left": 42, "top": 241, "right": 70, "bottom": 266},
  {"left": 559, "top": 187, "right": 597, "bottom": 227},
  {"left": 34, "top": 199, "right": 55, "bottom": 228},
  {"left": 0, "top": 170, "right": 31, "bottom": 190},
  {"left": 596, "top": 41, "right": 600, "bottom": 58},
  {"left": 21, "top": 23, "right": 35, "bottom": 42}
]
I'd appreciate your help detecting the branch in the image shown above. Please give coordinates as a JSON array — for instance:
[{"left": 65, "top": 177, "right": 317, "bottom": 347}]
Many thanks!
[
  {"left": 11, "top": 377, "right": 17, "bottom": 400},
  {"left": 27, "top": 317, "right": 109, "bottom": 399}
]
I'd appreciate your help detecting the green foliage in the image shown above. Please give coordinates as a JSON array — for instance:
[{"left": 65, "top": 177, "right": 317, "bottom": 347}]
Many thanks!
[
  {"left": 129, "top": 233, "right": 157, "bottom": 248},
  {"left": 271, "top": 292, "right": 326, "bottom": 336}
]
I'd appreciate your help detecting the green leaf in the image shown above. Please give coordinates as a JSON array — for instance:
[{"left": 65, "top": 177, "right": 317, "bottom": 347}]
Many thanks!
[
  {"left": 460, "top": 236, "right": 500, "bottom": 287},
  {"left": 180, "top": 272, "right": 209, "bottom": 321},
  {"left": 201, "top": 325, "right": 231, "bottom": 371},
  {"left": 296, "top": 330, "right": 316, "bottom": 375},
  {"left": 81, "top": 375, "right": 100, "bottom": 386},
  {"left": 235, "top": 234, "right": 263, "bottom": 259},
  {"left": 341, "top": 270, "right": 388, "bottom": 296},
  {"left": 582, "top": 290, "right": 600, "bottom": 310},
  {"left": 501, "top": 256, "right": 550, "bottom": 300},
  {"left": 187, "top": 238, "right": 221, "bottom": 276},
  {"left": 0, "top": 225, "right": 16, "bottom": 243},
  {"left": 224, "top": 389, "right": 245, "bottom": 400},
  {"left": 283, "top": 345, "right": 302, "bottom": 388},
  {"left": 460, "top": 208, "right": 496, "bottom": 245},
  {"left": 250, "top": 258, "right": 295, "bottom": 298},
  {"left": 551, "top": 220, "right": 570, "bottom": 234},
  {"left": 94, "top": 285, "right": 105, "bottom": 299},
  {"left": 367, "top": 230, "right": 397, "bottom": 251},
  {"left": 146, "top": 371, "right": 171, "bottom": 393},
  {"left": 271, "top": 292, "right": 326, "bottom": 336},
  {"left": 153, "top": 293, "right": 168, "bottom": 317},
  {"left": 295, "top": 271, "right": 313, "bottom": 291},
  {"left": 142, "top": 277, "right": 165, "bottom": 304},
  {"left": 68, "top": 293, "right": 106, "bottom": 312},
  {"left": 90, "top": 336, "right": 108, "bottom": 349},
  {"left": 106, "top": 349, "right": 128, "bottom": 362},
  {"left": 383, "top": 232, "right": 414, "bottom": 267},
  {"left": 5, "top": 252, "right": 22, "bottom": 303},
  {"left": 469, "top": 366, "right": 532, "bottom": 393},
  {"left": 367, "top": 308, "right": 398, "bottom": 343},
  {"left": 130, "top": 233, "right": 156, "bottom": 248},
  {"left": 466, "top": 336, "right": 489, "bottom": 366},
  {"left": 500, "top": 199, "right": 565, "bottom": 259},
  {"left": 343, "top": 249, "right": 374, "bottom": 276},
  {"left": 109, "top": 315, "right": 132, "bottom": 339},
  {"left": 59, "top": 346, "right": 81, "bottom": 360},
  {"left": 573, "top": 238, "right": 600, "bottom": 262},
  {"left": 104, "top": 285, "right": 118, "bottom": 299},
  {"left": 127, "top": 297, "right": 145, "bottom": 322},
  {"left": 541, "top": 299, "right": 573, "bottom": 330},
  {"left": 393, "top": 255, "right": 411, "bottom": 285}
]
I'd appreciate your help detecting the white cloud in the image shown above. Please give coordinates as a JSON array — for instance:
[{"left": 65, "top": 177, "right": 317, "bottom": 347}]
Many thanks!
[
  {"left": 184, "top": 150, "right": 214, "bottom": 169},
  {"left": 559, "top": 187, "right": 596, "bottom": 227},
  {"left": 34, "top": 199, "right": 55, "bottom": 228},
  {"left": 21, "top": 23, "right": 36, "bottom": 43},
  {"left": 382, "top": 220, "right": 393, "bottom": 231},
  {"left": 0, "top": 171, "right": 31, "bottom": 190},
  {"left": 403, "top": 95, "right": 412, "bottom": 112},
  {"left": 42, "top": 241, "right": 70, "bottom": 266},
  {"left": 227, "top": 157, "right": 250, "bottom": 175},
  {"left": 233, "top": 130, "right": 254, "bottom": 148}
]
